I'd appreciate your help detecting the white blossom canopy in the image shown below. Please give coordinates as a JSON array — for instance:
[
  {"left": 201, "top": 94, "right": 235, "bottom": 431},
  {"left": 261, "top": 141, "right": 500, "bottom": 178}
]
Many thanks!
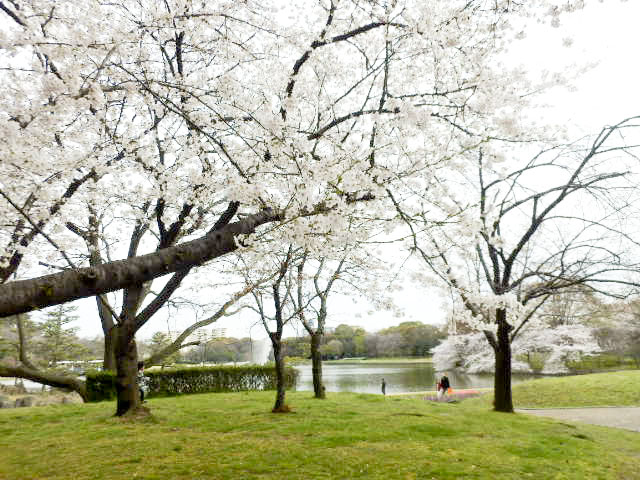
[{"left": 0, "top": 0, "right": 588, "bottom": 314}]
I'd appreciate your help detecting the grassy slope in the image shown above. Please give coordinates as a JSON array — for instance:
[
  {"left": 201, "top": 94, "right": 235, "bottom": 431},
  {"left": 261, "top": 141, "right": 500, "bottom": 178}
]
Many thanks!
[
  {"left": 470, "top": 370, "right": 640, "bottom": 409},
  {"left": 1, "top": 390, "right": 639, "bottom": 480}
]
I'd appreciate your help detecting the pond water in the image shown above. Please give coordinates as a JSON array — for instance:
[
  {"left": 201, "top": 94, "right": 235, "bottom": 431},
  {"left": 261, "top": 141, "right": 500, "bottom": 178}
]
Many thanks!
[
  {"left": 3, "top": 364, "right": 542, "bottom": 395},
  {"left": 294, "top": 362, "right": 541, "bottom": 395}
]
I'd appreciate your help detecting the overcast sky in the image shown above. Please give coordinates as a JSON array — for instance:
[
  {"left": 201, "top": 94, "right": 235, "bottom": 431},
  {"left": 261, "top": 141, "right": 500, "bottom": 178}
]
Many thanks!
[{"left": 58, "top": 1, "right": 640, "bottom": 342}]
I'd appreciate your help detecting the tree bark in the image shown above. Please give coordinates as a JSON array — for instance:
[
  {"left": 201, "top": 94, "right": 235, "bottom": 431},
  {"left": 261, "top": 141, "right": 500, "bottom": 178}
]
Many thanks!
[
  {"left": 310, "top": 332, "right": 325, "bottom": 399},
  {"left": 103, "top": 325, "right": 117, "bottom": 371},
  {"left": 0, "top": 209, "right": 281, "bottom": 318},
  {"left": 113, "top": 323, "right": 140, "bottom": 416},
  {"left": 15, "top": 313, "right": 36, "bottom": 369},
  {"left": 270, "top": 333, "right": 288, "bottom": 412},
  {"left": 492, "top": 308, "right": 514, "bottom": 413}
]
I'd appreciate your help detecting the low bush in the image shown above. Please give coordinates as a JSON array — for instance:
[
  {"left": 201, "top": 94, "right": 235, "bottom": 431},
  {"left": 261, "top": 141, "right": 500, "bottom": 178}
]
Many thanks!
[
  {"left": 85, "top": 370, "right": 119, "bottom": 402},
  {"left": 516, "top": 352, "right": 551, "bottom": 373},
  {"left": 566, "top": 353, "right": 635, "bottom": 373},
  {"left": 85, "top": 364, "right": 298, "bottom": 402}
]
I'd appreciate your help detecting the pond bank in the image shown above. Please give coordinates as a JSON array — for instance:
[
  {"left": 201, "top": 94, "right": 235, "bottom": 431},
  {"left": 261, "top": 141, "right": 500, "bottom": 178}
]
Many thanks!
[{"left": 388, "top": 388, "right": 492, "bottom": 402}]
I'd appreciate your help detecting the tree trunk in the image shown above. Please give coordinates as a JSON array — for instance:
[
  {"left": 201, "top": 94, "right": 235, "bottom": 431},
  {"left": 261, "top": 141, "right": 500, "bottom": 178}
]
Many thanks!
[
  {"left": 270, "top": 333, "right": 288, "bottom": 412},
  {"left": 95, "top": 291, "right": 117, "bottom": 371},
  {"left": 493, "top": 308, "right": 514, "bottom": 413},
  {"left": 310, "top": 332, "right": 325, "bottom": 399},
  {"left": 113, "top": 323, "right": 140, "bottom": 416},
  {"left": 103, "top": 326, "right": 117, "bottom": 371}
]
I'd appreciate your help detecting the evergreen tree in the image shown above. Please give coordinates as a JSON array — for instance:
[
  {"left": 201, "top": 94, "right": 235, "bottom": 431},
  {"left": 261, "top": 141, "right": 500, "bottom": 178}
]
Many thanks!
[{"left": 38, "top": 305, "right": 87, "bottom": 368}]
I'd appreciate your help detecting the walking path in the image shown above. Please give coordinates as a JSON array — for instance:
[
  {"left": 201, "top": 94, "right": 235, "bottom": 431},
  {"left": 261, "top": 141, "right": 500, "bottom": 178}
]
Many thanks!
[{"left": 516, "top": 407, "right": 640, "bottom": 433}]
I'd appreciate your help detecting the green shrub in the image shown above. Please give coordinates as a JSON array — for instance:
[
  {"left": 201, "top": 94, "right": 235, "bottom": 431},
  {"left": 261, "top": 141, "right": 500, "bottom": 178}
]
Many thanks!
[
  {"left": 85, "top": 370, "right": 117, "bottom": 402},
  {"left": 516, "top": 352, "right": 551, "bottom": 373},
  {"left": 566, "top": 354, "right": 635, "bottom": 373},
  {"left": 85, "top": 364, "right": 298, "bottom": 402},
  {"left": 283, "top": 356, "right": 309, "bottom": 365}
]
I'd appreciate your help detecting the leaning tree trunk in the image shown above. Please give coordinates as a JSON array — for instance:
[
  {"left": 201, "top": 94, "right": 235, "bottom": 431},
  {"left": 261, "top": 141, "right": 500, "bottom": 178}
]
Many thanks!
[
  {"left": 493, "top": 308, "right": 514, "bottom": 413},
  {"left": 310, "top": 332, "right": 325, "bottom": 399},
  {"left": 113, "top": 322, "right": 140, "bottom": 416},
  {"left": 0, "top": 209, "right": 282, "bottom": 318},
  {"left": 0, "top": 364, "right": 88, "bottom": 401},
  {"left": 270, "top": 333, "right": 288, "bottom": 412}
]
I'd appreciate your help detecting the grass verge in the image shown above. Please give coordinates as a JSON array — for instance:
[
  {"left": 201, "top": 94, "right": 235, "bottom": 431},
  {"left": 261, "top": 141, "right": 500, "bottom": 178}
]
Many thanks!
[
  {"left": 470, "top": 370, "right": 640, "bottom": 409},
  {"left": 1, "top": 390, "right": 639, "bottom": 479}
]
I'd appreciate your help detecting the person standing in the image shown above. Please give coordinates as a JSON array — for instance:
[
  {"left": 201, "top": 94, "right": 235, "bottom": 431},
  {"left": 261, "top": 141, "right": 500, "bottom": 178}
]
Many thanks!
[
  {"left": 137, "top": 361, "right": 148, "bottom": 403},
  {"left": 381, "top": 378, "right": 386, "bottom": 396},
  {"left": 439, "top": 373, "right": 450, "bottom": 400}
]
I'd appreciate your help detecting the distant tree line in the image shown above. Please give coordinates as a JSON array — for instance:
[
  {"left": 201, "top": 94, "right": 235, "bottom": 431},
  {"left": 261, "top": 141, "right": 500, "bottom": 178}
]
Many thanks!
[
  {"left": 142, "top": 321, "right": 446, "bottom": 365},
  {"left": 1, "top": 313, "right": 444, "bottom": 374},
  {"left": 143, "top": 321, "right": 445, "bottom": 366},
  {"left": 281, "top": 322, "right": 446, "bottom": 360}
]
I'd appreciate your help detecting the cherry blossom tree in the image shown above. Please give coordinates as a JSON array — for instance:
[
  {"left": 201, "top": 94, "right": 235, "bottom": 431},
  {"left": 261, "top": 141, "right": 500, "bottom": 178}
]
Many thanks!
[
  {"left": 292, "top": 236, "right": 399, "bottom": 398},
  {"left": 433, "top": 324, "right": 602, "bottom": 375},
  {"left": 1, "top": 0, "right": 588, "bottom": 312},
  {"left": 404, "top": 119, "right": 640, "bottom": 411},
  {"left": 1, "top": 0, "right": 592, "bottom": 416},
  {"left": 1, "top": 211, "right": 275, "bottom": 402},
  {"left": 245, "top": 245, "right": 303, "bottom": 412},
  {"left": 294, "top": 252, "right": 346, "bottom": 399}
]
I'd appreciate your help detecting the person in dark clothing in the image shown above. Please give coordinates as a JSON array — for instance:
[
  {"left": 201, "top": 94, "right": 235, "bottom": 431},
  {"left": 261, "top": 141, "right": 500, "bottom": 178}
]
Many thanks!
[
  {"left": 137, "top": 361, "right": 148, "bottom": 403},
  {"left": 439, "top": 373, "right": 450, "bottom": 399},
  {"left": 381, "top": 378, "right": 386, "bottom": 396}
]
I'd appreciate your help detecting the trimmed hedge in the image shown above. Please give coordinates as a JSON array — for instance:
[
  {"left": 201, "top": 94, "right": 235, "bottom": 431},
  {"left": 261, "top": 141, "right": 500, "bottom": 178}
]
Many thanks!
[
  {"left": 85, "top": 370, "right": 120, "bottom": 402},
  {"left": 85, "top": 364, "right": 298, "bottom": 403}
]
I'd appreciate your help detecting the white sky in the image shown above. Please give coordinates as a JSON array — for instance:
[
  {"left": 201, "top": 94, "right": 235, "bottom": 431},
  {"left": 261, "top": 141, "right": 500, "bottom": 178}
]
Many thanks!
[
  {"left": 55, "top": 1, "right": 640, "bottom": 342},
  {"left": 518, "top": 0, "right": 640, "bottom": 134}
]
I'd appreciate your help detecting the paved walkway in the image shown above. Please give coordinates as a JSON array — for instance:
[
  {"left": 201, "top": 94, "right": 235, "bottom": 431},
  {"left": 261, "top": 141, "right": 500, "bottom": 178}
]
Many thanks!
[{"left": 517, "top": 407, "right": 640, "bottom": 433}]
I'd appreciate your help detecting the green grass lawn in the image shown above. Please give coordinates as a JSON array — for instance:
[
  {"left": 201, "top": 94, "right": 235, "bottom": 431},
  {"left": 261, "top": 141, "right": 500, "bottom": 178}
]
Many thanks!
[
  {"left": 1, "top": 389, "right": 639, "bottom": 480},
  {"left": 469, "top": 370, "right": 640, "bottom": 409}
]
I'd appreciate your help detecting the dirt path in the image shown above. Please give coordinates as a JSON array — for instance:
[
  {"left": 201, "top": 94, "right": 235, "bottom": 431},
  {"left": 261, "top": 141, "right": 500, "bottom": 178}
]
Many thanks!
[{"left": 517, "top": 407, "right": 640, "bottom": 433}]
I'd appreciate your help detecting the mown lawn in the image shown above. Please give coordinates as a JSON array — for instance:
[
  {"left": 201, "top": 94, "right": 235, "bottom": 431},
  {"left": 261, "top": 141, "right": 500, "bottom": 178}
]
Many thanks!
[
  {"left": 470, "top": 370, "right": 640, "bottom": 409},
  {"left": 1, "top": 390, "right": 639, "bottom": 480}
]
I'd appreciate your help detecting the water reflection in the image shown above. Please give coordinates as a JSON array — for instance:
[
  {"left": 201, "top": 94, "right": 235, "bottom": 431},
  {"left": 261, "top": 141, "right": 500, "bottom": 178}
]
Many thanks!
[{"left": 294, "top": 363, "right": 536, "bottom": 394}]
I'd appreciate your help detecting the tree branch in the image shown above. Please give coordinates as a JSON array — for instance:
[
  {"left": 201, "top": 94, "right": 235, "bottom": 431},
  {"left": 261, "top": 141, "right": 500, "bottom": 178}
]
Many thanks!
[
  {"left": 0, "top": 363, "right": 87, "bottom": 401},
  {"left": 0, "top": 208, "right": 283, "bottom": 317}
]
